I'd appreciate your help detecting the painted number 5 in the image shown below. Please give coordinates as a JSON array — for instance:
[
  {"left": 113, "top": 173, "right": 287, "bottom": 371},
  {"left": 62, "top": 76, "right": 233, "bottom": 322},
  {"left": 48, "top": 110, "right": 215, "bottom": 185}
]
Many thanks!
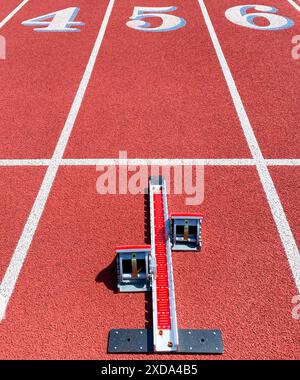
[
  {"left": 225, "top": 5, "right": 294, "bottom": 30},
  {"left": 126, "top": 6, "right": 186, "bottom": 32}
]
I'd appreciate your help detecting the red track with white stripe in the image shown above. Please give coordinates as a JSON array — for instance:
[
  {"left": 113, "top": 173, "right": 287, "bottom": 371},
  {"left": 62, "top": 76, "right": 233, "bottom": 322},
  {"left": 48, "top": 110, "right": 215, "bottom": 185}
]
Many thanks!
[
  {"left": 0, "top": 0, "right": 299, "bottom": 359},
  {"left": 153, "top": 193, "right": 171, "bottom": 331}
]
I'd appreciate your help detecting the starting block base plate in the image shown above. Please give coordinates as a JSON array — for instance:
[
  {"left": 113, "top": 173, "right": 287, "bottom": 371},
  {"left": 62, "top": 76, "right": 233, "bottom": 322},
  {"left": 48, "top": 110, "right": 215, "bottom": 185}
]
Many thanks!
[{"left": 108, "top": 329, "right": 223, "bottom": 354}]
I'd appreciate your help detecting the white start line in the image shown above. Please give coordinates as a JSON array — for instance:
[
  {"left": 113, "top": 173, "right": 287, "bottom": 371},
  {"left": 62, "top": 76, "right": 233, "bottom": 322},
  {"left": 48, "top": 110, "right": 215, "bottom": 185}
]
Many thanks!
[{"left": 0, "top": 158, "right": 299, "bottom": 167}]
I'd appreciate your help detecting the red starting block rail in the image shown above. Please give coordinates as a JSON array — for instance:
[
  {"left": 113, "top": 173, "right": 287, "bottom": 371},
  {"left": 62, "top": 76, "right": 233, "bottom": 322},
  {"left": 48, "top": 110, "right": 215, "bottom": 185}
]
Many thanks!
[
  {"left": 108, "top": 176, "right": 223, "bottom": 354},
  {"left": 150, "top": 177, "right": 178, "bottom": 352}
]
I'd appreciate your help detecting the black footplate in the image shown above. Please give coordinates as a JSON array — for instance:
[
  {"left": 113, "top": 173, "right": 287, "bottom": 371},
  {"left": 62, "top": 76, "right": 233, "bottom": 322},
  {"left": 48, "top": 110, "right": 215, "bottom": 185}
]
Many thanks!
[{"left": 108, "top": 328, "right": 223, "bottom": 354}]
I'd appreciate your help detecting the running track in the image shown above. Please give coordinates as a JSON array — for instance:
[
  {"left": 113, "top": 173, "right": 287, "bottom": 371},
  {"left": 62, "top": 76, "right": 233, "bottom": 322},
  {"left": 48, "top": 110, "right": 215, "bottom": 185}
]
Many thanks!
[{"left": 0, "top": 0, "right": 299, "bottom": 359}]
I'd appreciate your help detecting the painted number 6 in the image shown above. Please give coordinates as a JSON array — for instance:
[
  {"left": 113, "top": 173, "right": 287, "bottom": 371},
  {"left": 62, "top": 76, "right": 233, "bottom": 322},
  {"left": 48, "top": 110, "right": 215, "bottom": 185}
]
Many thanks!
[
  {"left": 126, "top": 6, "right": 186, "bottom": 32},
  {"left": 225, "top": 5, "right": 294, "bottom": 30}
]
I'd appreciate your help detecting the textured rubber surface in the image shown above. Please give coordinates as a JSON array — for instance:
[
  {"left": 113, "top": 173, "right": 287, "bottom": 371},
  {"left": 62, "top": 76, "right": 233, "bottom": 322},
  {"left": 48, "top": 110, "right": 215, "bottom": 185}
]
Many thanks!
[
  {"left": 0, "top": 0, "right": 24, "bottom": 22},
  {"left": 64, "top": 0, "right": 251, "bottom": 159},
  {"left": 0, "top": 167, "right": 298, "bottom": 359},
  {"left": 269, "top": 167, "right": 300, "bottom": 247},
  {"left": 205, "top": 0, "right": 300, "bottom": 158},
  {"left": 0, "top": 0, "right": 109, "bottom": 158},
  {"left": 0, "top": 167, "right": 45, "bottom": 282},
  {"left": 0, "top": 0, "right": 299, "bottom": 360}
]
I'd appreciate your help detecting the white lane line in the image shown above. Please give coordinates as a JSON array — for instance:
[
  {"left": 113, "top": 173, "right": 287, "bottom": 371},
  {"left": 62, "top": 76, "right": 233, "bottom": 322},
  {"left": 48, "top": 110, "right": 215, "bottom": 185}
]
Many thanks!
[
  {"left": 0, "top": 158, "right": 299, "bottom": 166},
  {"left": 0, "top": 0, "right": 115, "bottom": 321},
  {"left": 287, "top": 0, "right": 300, "bottom": 13},
  {"left": 199, "top": 0, "right": 300, "bottom": 292},
  {"left": 0, "top": 159, "right": 51, "bottom": 166},
  {"left": 0, "top": 0, "right": 29, "bottom": 29},
  {"left": 60, "top": 158, "right": 256, "bottom": 166},
  {"left": 266, "top": 159, "right": 300, "bottom": 166}
]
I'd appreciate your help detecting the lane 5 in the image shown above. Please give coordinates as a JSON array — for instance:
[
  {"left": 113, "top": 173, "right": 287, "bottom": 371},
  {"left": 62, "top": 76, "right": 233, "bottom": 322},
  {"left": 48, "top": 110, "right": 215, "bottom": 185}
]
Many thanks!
[{"left": 64, "top": 0, "right": 251, "bottom": 159}]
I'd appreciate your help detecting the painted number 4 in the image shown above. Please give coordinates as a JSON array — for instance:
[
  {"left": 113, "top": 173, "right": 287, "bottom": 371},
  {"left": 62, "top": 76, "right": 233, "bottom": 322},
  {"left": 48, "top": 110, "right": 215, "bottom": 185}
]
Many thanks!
[
  {"left": 22, "top": 7, "right": 85, "bottom": 32},
  {"left": 126, "top": 6, "right": 186, "bottom": 32}
]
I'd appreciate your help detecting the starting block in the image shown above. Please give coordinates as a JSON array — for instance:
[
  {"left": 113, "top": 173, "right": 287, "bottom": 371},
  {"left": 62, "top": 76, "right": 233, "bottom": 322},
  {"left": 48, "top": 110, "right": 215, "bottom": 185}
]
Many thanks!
[
  {"left": 116, "top": 245, "right": 152, "bottom": 292},
  {"left": 108, "top": 176, "right": 223, "bottom": 354},
  {"left": 170, "top": 213, "right": 203, "bottom": 251}
]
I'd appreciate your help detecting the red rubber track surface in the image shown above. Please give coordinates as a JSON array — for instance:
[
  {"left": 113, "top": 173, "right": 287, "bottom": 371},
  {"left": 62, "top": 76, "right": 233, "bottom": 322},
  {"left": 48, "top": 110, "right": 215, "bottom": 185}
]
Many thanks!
[
  {"left": 0, "top": 167, "right": 45, "bottom": 282},
  {"left": 0, "top": 0, "right": 109, "bottom": 159},
  {"left": 270, "top": 167, "right": 300, "bottom": 247},
  {"left": 205, "top": 0, "right": 300, "bottom": 158},
  {"left": 0, "top": 0, "right": 24, "bottom": 21},
  {"left": 0, "top": 167, "right": 299, "bottom": 359},
  {"left": 64, "top": 0, "right": 251, "bottom": 159},
  {"left": 0, "top": 0, "right": 299, "bottom": 360}
]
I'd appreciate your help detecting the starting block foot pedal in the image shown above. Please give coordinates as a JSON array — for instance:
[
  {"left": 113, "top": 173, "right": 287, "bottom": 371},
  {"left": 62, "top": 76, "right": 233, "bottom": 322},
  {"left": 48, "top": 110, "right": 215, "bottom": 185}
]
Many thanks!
[
  {"left": 108, "top": 329, "right": 153, "bottom": 353},
  {"left": 108, "top": 329, "right": 223, "bottom": 354},
  {"left": 178, "top": 329, "right": 223, "bottom": 354}
]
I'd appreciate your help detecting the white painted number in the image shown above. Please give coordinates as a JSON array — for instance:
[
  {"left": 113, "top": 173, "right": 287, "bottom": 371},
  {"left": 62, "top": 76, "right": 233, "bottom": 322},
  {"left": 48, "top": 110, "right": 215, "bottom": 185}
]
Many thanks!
[
  {"left": 22, "top": 7, "right": 85, "bottom": 32},
  {"left": 225, "top": 5, "right": 294, "bottom": 30},
  {"left": 126, "top": 6, "right": 186, "bottom": 32}
]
